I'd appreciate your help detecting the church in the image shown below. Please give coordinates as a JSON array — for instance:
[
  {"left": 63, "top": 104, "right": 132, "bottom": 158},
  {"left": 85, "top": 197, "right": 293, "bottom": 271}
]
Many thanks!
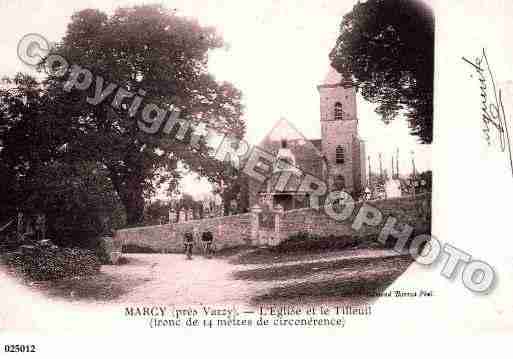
[{"left": 247, "top": 67, "right": 367, "bottom": 211}]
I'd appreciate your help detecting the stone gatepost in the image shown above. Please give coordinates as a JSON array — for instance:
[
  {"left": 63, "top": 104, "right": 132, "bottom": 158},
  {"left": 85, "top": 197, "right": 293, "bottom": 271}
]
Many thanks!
[
  {"left": 250, "top": 204, "right": 262, "bottom": 245},
  {"left": 193, "top": 226, "right": 200, "bottom": 246},
  {"left": 273, "top": 204, "right": 284, "bottom": 246}
]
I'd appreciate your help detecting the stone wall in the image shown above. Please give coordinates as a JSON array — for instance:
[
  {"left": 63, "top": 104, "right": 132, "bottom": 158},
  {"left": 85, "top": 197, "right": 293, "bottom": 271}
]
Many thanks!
[
  {"left": 115, "top": 213, "right": 252, "bottom": 253},
  {"left": 279, "top": 193, "right": 431, "bottom": 241},
  {"left": 115, "top": 194, "right": 430, "bottom": 252}
]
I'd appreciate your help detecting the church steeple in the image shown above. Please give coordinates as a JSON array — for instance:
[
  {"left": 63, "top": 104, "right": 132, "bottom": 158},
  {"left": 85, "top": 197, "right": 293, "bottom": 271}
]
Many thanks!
[
  {"left": 317, "top": 65, "right": 362, "bottom": 193},
  {"left": 323, "top": 65, "right": 344, "bottom": 86},
  {"left": 318, "top": 66, "right": 357, "bottom": 122}
]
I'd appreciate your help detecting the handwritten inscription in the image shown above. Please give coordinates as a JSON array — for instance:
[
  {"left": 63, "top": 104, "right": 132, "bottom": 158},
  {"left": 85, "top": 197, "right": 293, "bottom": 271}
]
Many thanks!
[{"left": 462, "top": 49, "right": 513, "bottom": 177}]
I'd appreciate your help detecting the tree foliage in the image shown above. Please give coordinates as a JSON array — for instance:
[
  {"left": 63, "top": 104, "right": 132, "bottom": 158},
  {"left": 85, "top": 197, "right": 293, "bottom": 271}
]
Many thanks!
[
  {"left": 143, "top": 199, "right": 169, "bottom": 226},
  {"left": 330, "top": 0, "right": 434, "bottom": 144},
  {"left": 0, "top": 75, "right": 125, "bottom": 246}
]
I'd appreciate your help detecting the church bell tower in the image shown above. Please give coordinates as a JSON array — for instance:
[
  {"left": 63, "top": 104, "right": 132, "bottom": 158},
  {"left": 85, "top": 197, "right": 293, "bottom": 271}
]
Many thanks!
[{"left": 317, "top": 66, "right": 365, "bottom": 195}]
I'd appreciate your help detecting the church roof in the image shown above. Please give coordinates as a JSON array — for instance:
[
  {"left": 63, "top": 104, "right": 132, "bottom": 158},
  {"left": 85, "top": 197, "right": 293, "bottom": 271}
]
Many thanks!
[
  {"left": 320, "top": 65, "right": 355, "bottom": 88},
  {"left": 310, "top": 139, "right": 322, "bottom": 151},
  {"left": 253, "top": 117, "right": 325, "bottom": 181},
  {"left": 258, "top": 117, "right": 323, "bottom": 158}
]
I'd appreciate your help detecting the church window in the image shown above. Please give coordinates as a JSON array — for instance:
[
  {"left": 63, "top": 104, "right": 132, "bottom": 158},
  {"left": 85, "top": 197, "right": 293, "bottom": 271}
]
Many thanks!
[
  {"left": 334, "top": 102, "right": 343, "bottom": 121},
  {"left": 334, "top": 175, "right": 345, "bottom": 190},
  {"left": 336, "top": 145, "right": 345, "bottom": 164},
  {"left": 281, "top": 138, "right": 287, "bottom": 148}
]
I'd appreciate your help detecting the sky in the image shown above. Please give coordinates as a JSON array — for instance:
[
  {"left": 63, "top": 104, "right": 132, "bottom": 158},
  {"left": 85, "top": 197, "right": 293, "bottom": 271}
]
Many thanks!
[{"left": 0, "top": 0, "right": 432, "bottom": 199}]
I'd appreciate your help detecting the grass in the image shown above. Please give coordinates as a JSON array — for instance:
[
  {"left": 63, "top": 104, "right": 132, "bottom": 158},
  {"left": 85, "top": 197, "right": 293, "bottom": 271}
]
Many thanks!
[
  {"left": 251, "top": 272, "right": 404, "bottom": 305},
  {"left": 233, "top": 254, "right": 411, "bottom": 282},
  {"left": 230, "top": 229, "right": 430, "bottom": 266},
  {"left": 250, "top": 255, "right": 413, "bottom": 305},
  {"left": 229, "top": 242, "right": 380, "bottom": 266},
  {"left": 223, "top": 237, "right": 416, "bottom": 305},
  {"left": 9, "top": 255, "right": 148, "bottom": 302},
  {"left": 28, "top": 272, "right": 148, "bottom": 302}
]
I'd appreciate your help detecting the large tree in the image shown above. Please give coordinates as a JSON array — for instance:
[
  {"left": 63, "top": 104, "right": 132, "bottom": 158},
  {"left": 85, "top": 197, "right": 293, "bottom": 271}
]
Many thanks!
[
  {"left": 43, "top": 5, "right": 245, "bottom": 224},
  {"left": 330, "top": 0, "right": 434, "bottom": 144},
  {"left": 0, "top": 74, "right": 58, "bottom": 218},
  {"left": 0, "top": 75, "right": 125, "bottom": 245}
]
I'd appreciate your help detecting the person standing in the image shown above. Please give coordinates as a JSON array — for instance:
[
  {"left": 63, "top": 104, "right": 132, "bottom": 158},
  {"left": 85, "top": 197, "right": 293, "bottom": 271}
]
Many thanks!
[
  {"left": 201, "top": 231, "right": 214, "bottom": 258},
  {"left": 183, "top": 232, "right": 194, "bottom": 260}
]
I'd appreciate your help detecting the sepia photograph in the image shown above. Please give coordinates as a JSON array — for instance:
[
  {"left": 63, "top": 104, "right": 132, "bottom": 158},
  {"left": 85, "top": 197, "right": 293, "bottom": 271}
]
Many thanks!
[
  {"left": 1, "top": 0, "right": 511, "bottom": 356},
  {"left": 0, "top": 0, "right": 433, "bottom": 311}
]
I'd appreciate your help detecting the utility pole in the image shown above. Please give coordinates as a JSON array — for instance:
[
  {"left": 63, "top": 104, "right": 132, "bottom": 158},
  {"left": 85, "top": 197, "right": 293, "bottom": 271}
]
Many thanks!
[
  {"left": 396, "top": 148, "right": 400, "bottom": 178},
  {"left": 411, "top": 150, "right": 417, "bottom": 199},
  {"left": 368, "top": 155, "right": 372, "bottom": 187},
  {"left": 411, "top": 150, "right": 417, "bottom": 178},
  {"left": 391, "top": 155, "right": 395, "bottom": 179},
  {"left": 379, "top": 153, "right": 383, "bottom": 181}
]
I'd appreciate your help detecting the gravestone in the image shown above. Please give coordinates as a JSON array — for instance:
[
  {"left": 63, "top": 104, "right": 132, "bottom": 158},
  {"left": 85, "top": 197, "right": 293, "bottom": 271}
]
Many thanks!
[
  {"left": 178, "top": 209, "right": 186, "bottom": 223},
  {"left": 385, "top": 179, "right": 402, "bottom": 199},
  {"left": 169, "top": 209, "right": 176, "bottom": 224},
  {"left": 202, "top": 199, "right": 210, "bottom": 218}
]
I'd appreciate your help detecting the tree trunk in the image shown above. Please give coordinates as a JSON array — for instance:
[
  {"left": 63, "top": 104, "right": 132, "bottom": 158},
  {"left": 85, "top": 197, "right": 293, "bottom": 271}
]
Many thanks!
[
  {"left": 110, "top": 171, "right": 145, "bottom": 226},
  {"left": 123, "top": 189, "right": 144, "bottom": 226}
]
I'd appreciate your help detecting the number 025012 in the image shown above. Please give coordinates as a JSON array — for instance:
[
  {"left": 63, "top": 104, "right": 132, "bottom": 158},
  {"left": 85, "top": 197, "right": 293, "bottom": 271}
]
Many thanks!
[{"left": 4, "top": 345, "right": 37, "bottom": 353}]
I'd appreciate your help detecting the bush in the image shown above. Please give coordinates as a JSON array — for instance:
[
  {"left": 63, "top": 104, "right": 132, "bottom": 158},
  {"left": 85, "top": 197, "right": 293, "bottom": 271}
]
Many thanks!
[
  {"left": 1, "top": 246, "right": 100, "bottom": 281},
  {"left": 276, "top": 227, "right": 432, "bottom": 254},
  {"left": 121, "top": 244, "right": 159, "bottom": 253},
  {"left": 95, "top": 239, "right": 111, "bottom": 264},
  {"left": 0, "top": 234, "right": 20, "bottom": 254},
  {"left": 368, "top": 227, "right": 431, "bottom": 250},
  {"left": 275, "top": 232, "right": 358, "bottom": 253},
  {"left": 90, "top": 236, "right": 120, "bottom": 265}
]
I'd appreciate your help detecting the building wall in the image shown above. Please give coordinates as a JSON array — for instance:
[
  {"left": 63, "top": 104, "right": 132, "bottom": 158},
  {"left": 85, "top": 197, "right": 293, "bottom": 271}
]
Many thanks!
[
  {"left": 323, "top": 120, "right": 357, "bottom": 191},
  {"left": 279, "top": 194, "right": 431, "bottom": 241},
  {"left": 115, "top": 194, "right": 431, "bottom": 252},
  {"left": 352, "top": 136, "right": 366, "bottom": 195},
  {"left": 247, "top": 176, "right": 262, "bottom": 209},
  {"left": 318, "top": 83, "right": 360, "bottom": 193},
  {"left": 318, "top": 85, "right": 357, "bottom": 122},
  {"left": 360, "top": 139, "right": 367, "bottom": 191},
  {"left": 115, "top": 213, "right": 252, "bottom": 253},
  {"left": 246, "top": 78, "right": 366, "bottom": 207},
  {"left": 246, "top": 137, "right": 325, "bottom": 208}
]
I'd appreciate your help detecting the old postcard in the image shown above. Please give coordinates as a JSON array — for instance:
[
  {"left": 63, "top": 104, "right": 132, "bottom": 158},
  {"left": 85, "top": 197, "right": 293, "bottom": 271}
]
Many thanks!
[{"left": 0, "top": 0, "right": 511, "bottom": 356}]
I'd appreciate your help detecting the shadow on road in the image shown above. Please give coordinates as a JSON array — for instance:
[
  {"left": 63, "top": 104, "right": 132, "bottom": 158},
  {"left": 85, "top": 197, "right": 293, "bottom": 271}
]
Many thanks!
[{"left": 233, "top": 255, "right": 412, "bottom": 282}]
